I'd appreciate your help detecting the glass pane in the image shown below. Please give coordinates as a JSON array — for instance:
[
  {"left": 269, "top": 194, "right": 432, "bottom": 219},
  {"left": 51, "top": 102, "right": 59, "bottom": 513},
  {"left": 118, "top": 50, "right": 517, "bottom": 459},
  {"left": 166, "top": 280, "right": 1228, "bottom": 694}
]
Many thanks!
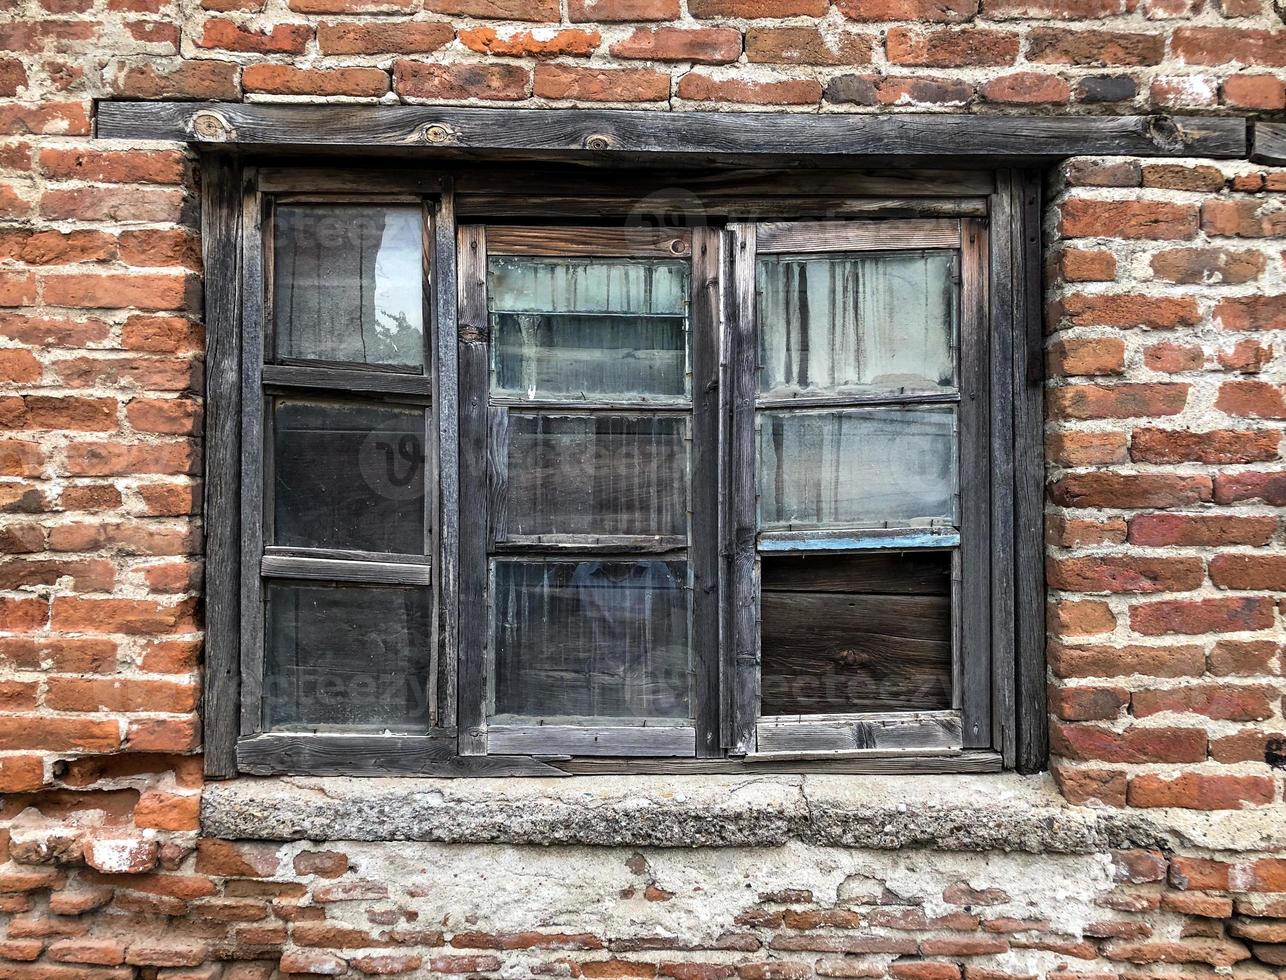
[
  {"left": 757, "top": 250, "right": 957, "bottom": 399},
  {"left": 273, "top": 398, "right": 426, "bottom": 555},
  {"left": 273, "top": 205, "right": 424, "bottom": 370},
  {"left": 263, "top": 581, "right": 431, "bottom": 732},
  {"left": 492, "top": 559, "right": 691, "bottom": 721},
  {"left": 504, "top": 414, "right": 687, "bottom": 538},
  {"left": 489, "top": 255, "right": 689, "bottom": 400},
  {"left": 760, "top": 552, "right": 951, "bottom": 715},
  {"left": 758, "top": 406, "right": 957, "bottom": 530}
]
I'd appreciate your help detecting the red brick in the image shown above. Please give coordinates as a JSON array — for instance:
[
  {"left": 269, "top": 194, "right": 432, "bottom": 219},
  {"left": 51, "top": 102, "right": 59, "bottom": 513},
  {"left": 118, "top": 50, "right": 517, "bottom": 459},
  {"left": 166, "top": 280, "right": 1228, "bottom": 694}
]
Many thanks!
[
  {"left": 42, "top": 273, "right": 195, "bottom": 312},
  {"left": 1048, "top": 555, "right": 1204, "bottom": 594},
  {"left": 456, "top": 26, "right": 598, "bottom": 56},
  {"left": 1210, "top": 640, "right": 1282, "bottom": 676},
  {"left": 196, "top": 839, "right": 281, "bottom": 878},
  {"left": 1060, "top": 199, "right": 1198, "bottom": 239},
  {"left": 1059, "top": 248, "right": 1116, "bottom": 281},
  {"left": 0, "top": 755, "right": 44, "bottom": 792},
  {"left": 1222, "top": 73, "right": 1285, "bottom": 109},
  {"left": 1172, "top": 27, "right": 1286, "bottom": 65},
  {"left": 1047, "top": 336, "right": 1125, "bottom": 376},
  {"left": 1050, "top": 686, "right": 1129, "bottom": 721},
  {"left": 1210, "top": 554, "right": 1286, "bottom": 592},
  {"left": 1215, "top": 294, "right": 1286, "bottom": 331},
  {"left": 746, "top": 27, "right": 871, "bottom": 65},
  {"left": 1129, "top": 513, "right": 1278, "bottom": 547},
  {"left": 1053, "top": 722, "right": 1206, "bottom": 763},
  {"left": 37, "top": 147, "right": 185, "bottom": 183},
  {"left": 1048, "top": 383, "right": 1189, "bottom": 420},
  {"left": 51, "top": 596, "right": 197, "bottom": 635},
  {"left": 1129, "top": 773, "right": 1275, "bottom": 809},
  {"left": 1133, "top": 684, "right": 1276, "bottom": 721},
  {"left": 568, "top": 0, "right": 677, "bottom": 19},
  {"left": 1047, "top": 430, "right": 1128, "bottom": 466},
  {"left": 678, "top": 72, "right": 821, "bottom": 104},
  {"left": 1049, "top": 641, "right": 1206, "bottom": 678},
  {"left": 838, "top": 0, "right": 974, "bottom": 17},
  {"left": 1046, "top": 515, "right": 1127, "bottom": 547},
  {"left": 108, "top": 58, "right": 240, "bottom": 99},
  {"left": 1061, "top": 292, "right": 1200, "bottom": 329},
  {"left": 121, "top": 314, "right": 202, "bottom": 353},
  {"left": 980, "top": 71, "right": 1070, "bottom": 103},
  {"left": 1217, "top": 381, "right": 1286, "bottom": 420},
  {"left": 1131, "top": 428, "right": 1280, "bottom": 464},
  {"left": 395, "top": 61, "right": 529, "bottom": 101},
  {"left": 197, "top": 18, "right": 311, "bottom": 53},
  {"left": 1130, "top": 596, "right": 1275, "bottom": 636},
  {"left": 885, "top": 27, "right": 1019, "bottom": 67},
  {"left": 1211, "top": 730, "right": 1286, "bottom": 763},
  {"left": 1140, "top": 163, "right": 1226, "bottom": 191},
  {"left": 690, "top": 0, "right": 824, "bottom": 12},
  {"left": 62, "top": 441, "right": 195, "bottom": 477},
  {"left": 1170, "top": 856, "right": 1231, "bottom": 891},
  {"left": 1049, "top": 598, "right": 1116, "bottom": 637},
  {"left": 242, "top": 64, "right": 389, "bottom": 97},
  {"left": 826, "top": 73, "right": 973, "bottom": 105},
  {"left": 1144, "top": 338, "right": 1201, "bottom": 373},
  {"left": 125, "top": 717, "right": 199, "bottom": 752},
  {"left": 611, "top": 27, "right": 741, "bottom": 63},
  {"left": 1151, "top": 247, "right": 1266, "bottom": 285},
  {"left": 0, "top": 715, "right": 119, "bottom": 752},
  {"left": 1053, "top": 765, "right": 1127, "bottom": 806},
  {"left": 1027, "top": 27, "right": 1164, "bottom": 65},
  {"left": 1214, "top": 470, "right": 1286, "bottom": 506}
]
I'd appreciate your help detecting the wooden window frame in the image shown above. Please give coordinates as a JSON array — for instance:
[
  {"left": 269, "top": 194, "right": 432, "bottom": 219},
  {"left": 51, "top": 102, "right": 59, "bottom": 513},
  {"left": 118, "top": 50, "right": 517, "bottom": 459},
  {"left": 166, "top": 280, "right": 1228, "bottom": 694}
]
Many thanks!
[{"left": 202, "top": 160, "right": 1046, "bottom": 779}]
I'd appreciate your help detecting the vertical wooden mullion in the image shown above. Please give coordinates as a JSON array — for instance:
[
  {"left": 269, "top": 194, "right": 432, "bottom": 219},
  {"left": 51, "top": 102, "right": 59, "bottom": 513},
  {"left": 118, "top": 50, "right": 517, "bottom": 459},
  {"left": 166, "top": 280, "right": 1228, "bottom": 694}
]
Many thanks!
[
  {"left": 239, "top": 169, "right": 266, "bottom": 737},
  {"left": 690, "top": 225, "right": 721, "bottom": 757},
  {"left": 1012, "top": 170, "right": 1048, "bottom": 774},
  {"left": 988, "top": 178, "right": 1018, "bottom": 767},
  {"left": 433, "top": 183, "right": 460, "bottom": 732},
  {"left": 958, "top": 215, "right": 992, "bottom": 749},
  {"left": 201, "top": 154, "right": 243, "bottom": 778},
  {"left": 724, "top": 222, "right": 759, "bottom": 755},
  {"left": 456, "top": 224, "right": 488, "bottom": 755}
]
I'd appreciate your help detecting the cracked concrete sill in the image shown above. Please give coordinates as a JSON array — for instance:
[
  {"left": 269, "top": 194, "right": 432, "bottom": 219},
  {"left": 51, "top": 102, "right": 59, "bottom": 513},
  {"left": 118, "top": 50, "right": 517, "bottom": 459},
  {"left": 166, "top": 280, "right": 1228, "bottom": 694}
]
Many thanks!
[{"left": 201, "top": 773, "right": 1285, "bottom": 853}]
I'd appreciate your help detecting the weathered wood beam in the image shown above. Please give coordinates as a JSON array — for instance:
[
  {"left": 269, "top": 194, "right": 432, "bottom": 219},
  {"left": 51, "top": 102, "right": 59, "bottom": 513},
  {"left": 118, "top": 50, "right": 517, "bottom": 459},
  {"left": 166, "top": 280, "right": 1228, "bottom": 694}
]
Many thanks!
[
  {"left": 1251, "top": 121, "right": 1286, "bottom": 165},
  {"left": 97, "top": 103, "right": 1248, "bottom": 160}
]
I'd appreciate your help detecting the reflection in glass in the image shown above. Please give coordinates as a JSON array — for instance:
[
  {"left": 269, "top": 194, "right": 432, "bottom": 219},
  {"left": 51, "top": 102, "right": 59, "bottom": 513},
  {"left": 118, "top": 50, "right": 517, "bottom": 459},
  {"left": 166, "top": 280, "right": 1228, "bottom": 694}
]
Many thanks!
[
  {"left": 758, "top": 406, "right": 957, "bottom": 530},
  {"left": 263, "top": 581, "right": 431, "bottom": 732},
  {"left": 504, "top": 414, "right": 688, "bottom": 538},
  {"left": 273, "top": 205, "right": 424, "bottom": 370},
  {"left": 757, "top": 250, "right": 957, "bottom": 398},
  {"left": 273, "top": 399, "right": 426, "bottom": 555},
  {"left": 492, "top": 559, "right": 691, "bottom": 720},
  {"left": 489, "top": 255, "right": 689, "bottom": 400}
]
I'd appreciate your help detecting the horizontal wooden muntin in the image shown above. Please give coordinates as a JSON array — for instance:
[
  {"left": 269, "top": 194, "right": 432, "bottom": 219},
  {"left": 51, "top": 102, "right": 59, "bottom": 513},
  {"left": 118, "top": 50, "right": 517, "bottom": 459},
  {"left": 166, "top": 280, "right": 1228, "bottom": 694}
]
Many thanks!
[
  {"left": 486, "top": 723, "right": 697, "bottom": 758},
  {"left": 486, "top": 225, "right": 692, "bottom": 257},
  {"left": 753, "top": 710, "right": 963, "bottom": 759},
  {"left": 756, "top": 218, "right": 960, "bottom": 254},
  {"left": 260, "top": 555, "right": 432, "bottom": 586},
  {"left": 757, "top": 528, "right": 961, "bottom": 552}
]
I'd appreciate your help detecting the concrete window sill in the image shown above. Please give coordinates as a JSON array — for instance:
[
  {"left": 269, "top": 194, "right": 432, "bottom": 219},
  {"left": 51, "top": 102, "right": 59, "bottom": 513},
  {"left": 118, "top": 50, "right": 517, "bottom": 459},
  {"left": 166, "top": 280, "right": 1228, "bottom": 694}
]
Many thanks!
[{"left": 201, "top": 772, "right": 1284, "bottom": 853}]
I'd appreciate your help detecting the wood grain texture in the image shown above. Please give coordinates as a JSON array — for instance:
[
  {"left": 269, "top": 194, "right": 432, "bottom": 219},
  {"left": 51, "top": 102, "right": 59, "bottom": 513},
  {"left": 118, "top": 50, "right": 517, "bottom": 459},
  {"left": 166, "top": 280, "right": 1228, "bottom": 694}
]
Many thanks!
[
  {"left": 260, "top": 555, "right": 432, "bottom": 586},
  {"left": 434, "top": 183, "right": 461, "bottom": 731},
  {"left": 1251, "top": 122, "right": 1286, "bottom": 165},
  {"left": 236, "top": 732, "right": 567, "bottom": 776},
  {"left": 487, "top": 225, "right": 691, "bottom": 257},
  {"left": 97, "top": 103, "right": 1248, "bottom": 160},
  {"left": 757, "top": 219, "right": 959, "bottom": 254},
  {"left": 261, "top": 364, "right": 432, "bottom": 397},
  {"left": 555, "top": 750, "right": 999, "bottom": 775},
  {"left": 754, "top": 710, "right": 962, "bottom": 756},
  {"left": 487, "top": 724, "right": 696, "bottom": 757},
  {"left": 200, "top": 155, "right": 243, "bottom": 778}
]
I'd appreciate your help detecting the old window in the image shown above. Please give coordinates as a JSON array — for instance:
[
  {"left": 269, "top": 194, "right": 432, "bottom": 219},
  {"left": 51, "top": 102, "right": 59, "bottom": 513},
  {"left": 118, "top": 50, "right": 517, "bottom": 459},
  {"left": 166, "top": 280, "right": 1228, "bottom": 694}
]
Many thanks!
[{"left": 212, "top": 165, "right": 1042, "bottom": 777}]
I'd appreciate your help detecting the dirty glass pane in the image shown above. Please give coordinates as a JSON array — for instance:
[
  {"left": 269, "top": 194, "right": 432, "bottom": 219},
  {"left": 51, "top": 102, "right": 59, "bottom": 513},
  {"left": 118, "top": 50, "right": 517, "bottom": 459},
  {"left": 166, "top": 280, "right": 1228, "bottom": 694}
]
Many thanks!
[
  {"left": 758, "top": 406, "right": 957, "bottom": 530},
  {"left": 273, "top": 398, "right": 426, "bottom": 555},
  {"left": 273, "top": 205, "right": 424, "bottom": 370},
  {"left": 263, "top": 581, "right": 431, "bottom": 732},
  {"left": 503, "top": 414, "right": 688, "bottom": 538},
  {"left": 489, "top": 255, "right": 689, "bottom": 400},
  {"left": 757, "top": 250, "right": 956, "bottom": 399},
  {"left": 491, "top": 559, "right": 691, "bottom": 720}
]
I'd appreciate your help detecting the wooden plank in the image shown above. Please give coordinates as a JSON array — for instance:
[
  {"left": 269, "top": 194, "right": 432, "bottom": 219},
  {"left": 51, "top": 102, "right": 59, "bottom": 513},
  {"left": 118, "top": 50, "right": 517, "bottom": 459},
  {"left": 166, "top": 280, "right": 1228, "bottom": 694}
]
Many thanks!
[
  {"left": 756, "top": 219, "right": 960, "bottom": 254},
  {"left": 239, "top": 170, "right": 266, "bottom": 738},
  {"left": 236, "top": 732, "right": 567, "bottom": 776},
  {"left": 200, "top": 155, "right": 243, "bottom": 779},
  {"left": 760, "top": 552, "right": 950, "bottom": 596},
  {"left": 726, "top": 223, "right": 759, "bottom": 755},
  {"left": 691, "top": 225, "right": 721, "bottom": 758},
  {"left": 555, "top": 750, "right": 1001, "bottom": 775},
  {"left": 487, "top": 405, "right": 508, "bottom": 544},
  {"left": 755, "top": 391, "right": 959, "bottom": 410},
  {"left": 486, "top": 225, "right": 691, "bottom": 257},
  {"left": 261, "top": 364, "right": 432, "bottom": 397},
  {"left": 989, "top": 179, "right": 1018, "bottom": 768},
  {"left": 958, "top": 216, "right": 992, "bottom": 749},
  {"left": 1251, "top": 122, "right": 1286, "bottom": 165},
  {"left": 433, "top": 184, "right": 462, "bottom": 731},
  {"left": 754, "top": 710, "right": 962, "bottom": 756},
  {"left": 260, "top": 555, "right": 432, "bottom": 586},
  {"left": 97, "top": 103, "right": 1248, "bottom": 159},
  {"left": 487, "top": 724, "right": 696, "bottom": 757},
  {"left": 465, "top": 196, "right": 988, "bottom": 220},
  {"left": 494, "top": 534, "right": 687, "bottom": 554},
  {"left": 1012, "top": 170, "right": 1047, "bottom": 775},
  {"left": 757, "top": 529, "right": 960, "bottom": 552},
  {"left": 257, "top": 168, "right": 443, "bottom": 194},
  {"left": 456, "top": 224, "right": 489, "bottom": 756}
]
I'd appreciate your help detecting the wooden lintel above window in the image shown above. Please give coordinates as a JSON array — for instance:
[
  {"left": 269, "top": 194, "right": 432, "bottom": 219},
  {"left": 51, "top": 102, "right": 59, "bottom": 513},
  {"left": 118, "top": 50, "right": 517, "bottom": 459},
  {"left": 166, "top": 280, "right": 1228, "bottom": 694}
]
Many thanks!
[{"left": 96, "top": 102, "right": 1248, "bottom": 162}]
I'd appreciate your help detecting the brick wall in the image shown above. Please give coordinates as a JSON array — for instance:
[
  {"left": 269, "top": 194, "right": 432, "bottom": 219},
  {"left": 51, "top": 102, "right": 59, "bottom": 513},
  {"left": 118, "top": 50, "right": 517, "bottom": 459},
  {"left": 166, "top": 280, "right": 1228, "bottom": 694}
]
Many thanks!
[{"left": 0, "top": 0, "right": 1285, "bottom": 973}]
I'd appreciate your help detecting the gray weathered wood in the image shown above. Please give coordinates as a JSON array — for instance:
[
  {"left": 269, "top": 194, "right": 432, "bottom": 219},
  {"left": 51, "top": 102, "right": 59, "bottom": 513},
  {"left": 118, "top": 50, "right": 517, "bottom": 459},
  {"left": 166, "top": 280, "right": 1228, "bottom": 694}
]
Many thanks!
[
  {"left": 434, "top": 187, "right": 461, "bottom": 731},
  {"left": 257, "top": 168, "right": 443, "bottom": 194},
  {"left": 1012, "top": 171, "right": 1047, "bottom": 775},
  {"left": 958, "top": 217, "right": 992, "bottom": 749},
  {"left": 1251, "top": 121, "right": 1286, "bottom": 165},
  {"left": 988, "top": 178, "right": 1018, "bottom": 768},
  {"left": 494, "top": 534, "right": 687, "bottom": 554},
  {"left": 756, "top": 219, "right": 960, "bottom": 254},
  {"left": 555, "top": 750, "right": 1000, "bottom": 775},
  {"left": 487, "top": 724, "right": 696, "bottom": 757},
  {"left": 726, "top": 223, "right": 759, "bottom": 755},
  {"left": 486, "top": 225, "right": 691, "bottom": 257},
  {"left": 98, "top": 103, "right": 1248, "bottom": 160},
  {"left": 260, "top": 555, "right": 432, "bottom": 586},
  {"left": 200, "top": 154, "right": 243, "bottom": 779},
  {"left": 236, "top": 732, "right": 567, "bottom": 776},
  {"left": 691, "top": 226, "right": 721, "bottom": 758},
  {"left": 754, "top": 710, "right": 962, "bottom": 756},
  {"left": 239, "top": 170, "right": 266, "bottom": 738},
  {"left": 456, "top": 224, "right": 489, "bottom": 755},
  {"left": 261, "top": 364, "right": 432, "bottom": 397}
]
